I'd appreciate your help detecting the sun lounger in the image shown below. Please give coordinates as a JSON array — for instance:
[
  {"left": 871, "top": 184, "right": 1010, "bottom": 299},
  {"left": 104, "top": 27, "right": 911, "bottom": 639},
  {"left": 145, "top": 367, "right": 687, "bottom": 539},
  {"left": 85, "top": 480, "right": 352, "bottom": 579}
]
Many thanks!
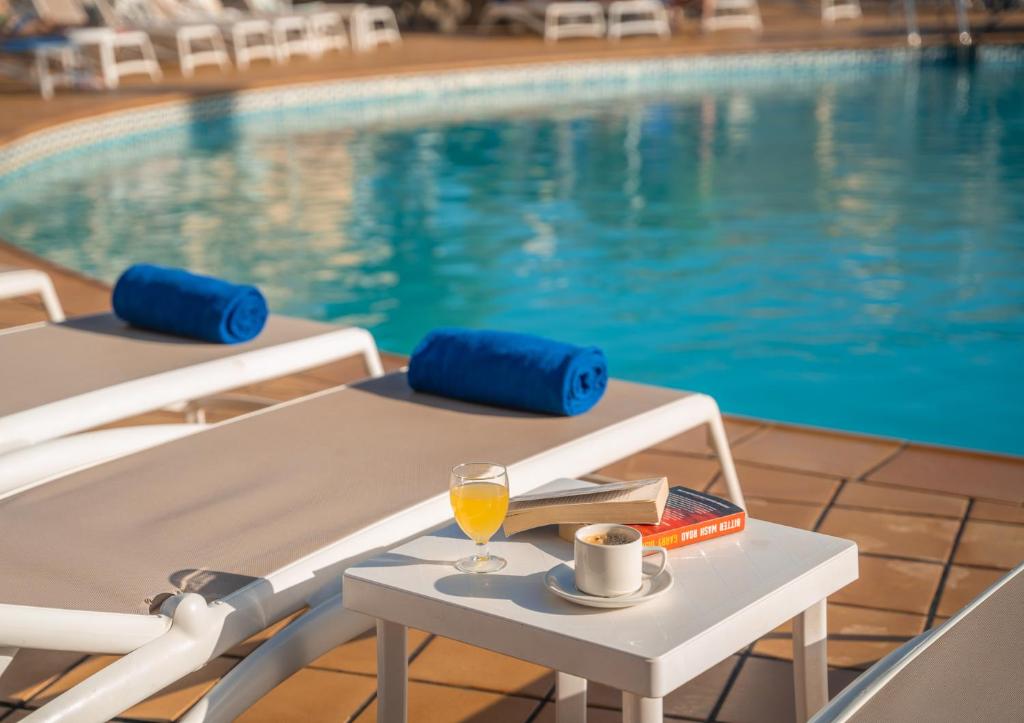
[
  {"left": 702, "top": 0, "right": 762, "bottom": 32},
  {"left": 810, "top": 561, "right": 1023, "bottom": 723},
  {"left": 480, "top": 0, "right": 606, "bottom": 42},
  {"left": 607, "top": 0, "right": 670, "bottom": 40},
  {"left": 0, "top": 34, "right": 83, "bottom": 98},
  {"left": 0, "top": 268, "right": 65, "bottom": 321},
  {"left": 158, "top": 0, "right": 279, "bottom": 69},
  {"left": 32, "top": 0, "right": 163, "bottom": 87},
  {"left": 0, "top": 371, "right": 744, "bottom": 722},
  {"left": 0, "top": 312, "right": 383, "bottom": 454},
  {"left": 239, "top": 0, "right": 348, "bottom": 59},
  {"left": 110, "top": 0, "right": 232, "bottom": 75},
  {"left": 348, "top": 3, "right": 401, "bottom": 52},
  {"left": 479, "top": 0, "right": 547, "bottom": 35},
  {"left": 821, "top": 0, "right": 861, "bottom": 24}
]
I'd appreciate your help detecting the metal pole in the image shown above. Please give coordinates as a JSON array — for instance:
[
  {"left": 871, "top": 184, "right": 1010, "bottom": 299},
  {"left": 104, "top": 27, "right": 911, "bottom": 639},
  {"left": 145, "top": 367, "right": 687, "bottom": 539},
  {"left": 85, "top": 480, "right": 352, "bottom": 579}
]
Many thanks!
[
  {"left": 953, "top": 0, "right": 972, "bottom": 45},
  {"left": 904, "top": 0, "right": 921, "bottom": 47}
]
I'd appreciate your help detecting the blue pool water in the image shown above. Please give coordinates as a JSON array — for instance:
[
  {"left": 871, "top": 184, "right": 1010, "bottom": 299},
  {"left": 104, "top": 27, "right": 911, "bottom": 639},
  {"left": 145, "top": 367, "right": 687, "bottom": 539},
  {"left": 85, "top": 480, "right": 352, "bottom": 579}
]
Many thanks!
[{"left": 2, "top": 56, "right": 1023, "bottom": 455}]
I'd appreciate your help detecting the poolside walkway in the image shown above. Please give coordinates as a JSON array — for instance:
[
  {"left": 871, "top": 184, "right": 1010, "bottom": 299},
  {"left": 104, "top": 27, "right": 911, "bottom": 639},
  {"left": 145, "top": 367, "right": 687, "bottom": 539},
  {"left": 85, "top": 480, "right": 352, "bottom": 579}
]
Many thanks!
[
  {"left": 3, "top": 5, "right": 1024, "bottom": 146},
  {"left": 1, "top": 246, "right": 1022, "bottom": 722}
]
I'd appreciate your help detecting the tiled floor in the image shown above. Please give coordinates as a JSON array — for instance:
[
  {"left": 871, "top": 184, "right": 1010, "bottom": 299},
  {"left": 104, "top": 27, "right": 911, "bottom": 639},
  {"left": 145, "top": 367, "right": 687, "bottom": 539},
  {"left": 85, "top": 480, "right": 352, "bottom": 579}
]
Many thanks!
[{"left": 1, "top": 248, "right": 1021, "bottom": 722}]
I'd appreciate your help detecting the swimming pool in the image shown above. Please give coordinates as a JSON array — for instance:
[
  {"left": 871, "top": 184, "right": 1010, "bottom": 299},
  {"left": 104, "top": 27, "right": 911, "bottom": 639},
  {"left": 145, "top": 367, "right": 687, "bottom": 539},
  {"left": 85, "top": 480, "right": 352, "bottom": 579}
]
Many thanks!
[{"left": 2, "top": 52, "right": 1022, "bottom": 455}]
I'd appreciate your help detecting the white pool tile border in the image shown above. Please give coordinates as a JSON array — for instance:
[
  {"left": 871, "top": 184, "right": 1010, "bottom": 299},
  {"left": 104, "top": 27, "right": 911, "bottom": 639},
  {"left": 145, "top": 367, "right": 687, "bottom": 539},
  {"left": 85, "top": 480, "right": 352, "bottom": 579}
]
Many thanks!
[{"left": 1, "top": 45, "right": 1019, "bottom": 178}]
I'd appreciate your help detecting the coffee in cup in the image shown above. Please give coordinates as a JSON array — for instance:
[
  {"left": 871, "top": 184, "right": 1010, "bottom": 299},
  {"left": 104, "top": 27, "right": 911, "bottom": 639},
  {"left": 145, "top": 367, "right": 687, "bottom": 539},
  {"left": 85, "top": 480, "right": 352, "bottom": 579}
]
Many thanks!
[{"left": 582, "top": 531, "right": 633, "bottom": 546}]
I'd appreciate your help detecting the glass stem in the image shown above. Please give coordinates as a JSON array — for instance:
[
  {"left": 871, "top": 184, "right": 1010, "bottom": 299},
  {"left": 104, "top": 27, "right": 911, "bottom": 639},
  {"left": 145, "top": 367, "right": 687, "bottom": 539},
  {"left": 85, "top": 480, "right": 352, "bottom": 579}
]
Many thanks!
[{"left": 476, "top": 541, "right": 488, "bottom": 560}]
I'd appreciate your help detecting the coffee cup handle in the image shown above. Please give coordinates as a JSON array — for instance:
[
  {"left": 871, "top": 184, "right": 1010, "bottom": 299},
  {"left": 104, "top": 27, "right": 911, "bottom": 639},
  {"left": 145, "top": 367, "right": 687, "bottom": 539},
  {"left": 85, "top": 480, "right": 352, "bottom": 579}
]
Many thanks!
[{"left": 641, "top": 546, "right": 669, "bottom": 579}]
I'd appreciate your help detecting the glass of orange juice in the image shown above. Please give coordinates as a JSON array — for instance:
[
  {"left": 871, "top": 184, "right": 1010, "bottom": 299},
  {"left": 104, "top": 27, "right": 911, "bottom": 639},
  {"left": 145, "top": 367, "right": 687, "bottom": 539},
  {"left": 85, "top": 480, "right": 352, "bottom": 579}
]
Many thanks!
[{"left": 450, "top": 462, "right": 510, "bottom": 573}]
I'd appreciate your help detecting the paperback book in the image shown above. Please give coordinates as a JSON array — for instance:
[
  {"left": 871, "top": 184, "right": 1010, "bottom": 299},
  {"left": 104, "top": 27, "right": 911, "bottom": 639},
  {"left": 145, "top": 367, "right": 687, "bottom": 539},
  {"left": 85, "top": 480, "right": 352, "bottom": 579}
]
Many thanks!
[
  {"left": 558, "top": 486, "right": 745, "bottom": 550},
  {"left": 502, "top": 477, "right": 668, "bottom": 536}
]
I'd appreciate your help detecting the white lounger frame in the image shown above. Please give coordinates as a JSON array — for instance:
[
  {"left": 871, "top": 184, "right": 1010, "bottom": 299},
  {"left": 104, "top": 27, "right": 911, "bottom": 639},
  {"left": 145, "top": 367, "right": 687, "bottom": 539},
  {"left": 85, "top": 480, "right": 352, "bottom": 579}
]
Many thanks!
[
  {"left": 544, "top": 2, "right": 605, "bottom": 42},
  {"left": 607, "top": 0, "right": 670, "bottom": 40},
  {"left": 809, "top": 561, "right": 1024, "bottom": 723},
  {"left": 480, "top": 1, "right": 608, "bottom": 42},
  {"left": 349, "top": 5, "right": 402, "bottom": 52},
  {"left": 2, "top": 386, "right": 744, "bottom": 722},
  {"left": 0, "top": 424, "right": 209, "bottom": 498},
  {"left": 65, "top": 27, "right": 163, "bottom": 88},
  {"left": 0, "top": 269, "right": 65, "bottom": 321},
  {"left": 821, "top": 0, "right": 861, "bottom": 24},
  {"left": 112, "top": 0, "right": 232, "bottom": 77},
  {"left": 702, "top": 0, "right": 762, "bottom": 32},
  {"left": 0, "top": 322, "right": 383, "bottom": 454}
]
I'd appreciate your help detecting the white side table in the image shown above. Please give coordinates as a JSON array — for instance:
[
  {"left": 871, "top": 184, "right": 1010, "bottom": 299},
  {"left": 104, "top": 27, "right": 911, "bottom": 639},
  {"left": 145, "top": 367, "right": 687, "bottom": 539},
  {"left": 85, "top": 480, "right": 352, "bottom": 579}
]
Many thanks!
[{"left": 344, "top": 491, "right": 858, "bottom": 723}]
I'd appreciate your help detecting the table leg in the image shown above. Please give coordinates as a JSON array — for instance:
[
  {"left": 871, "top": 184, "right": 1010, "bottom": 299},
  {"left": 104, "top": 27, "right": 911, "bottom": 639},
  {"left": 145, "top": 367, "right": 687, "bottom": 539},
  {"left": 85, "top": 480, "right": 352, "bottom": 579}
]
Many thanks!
[
  {"left": 622, "top": 692, "right": 661, "bottom": 723},
  {"left": 555, "top": 672, "right": 586, "bottom": 723},
  {"left": 376, "top": 619, "right": 407, "bottom": 723},
  {"left": 793, "top": 598, "right": 828, "bottom": 722}
]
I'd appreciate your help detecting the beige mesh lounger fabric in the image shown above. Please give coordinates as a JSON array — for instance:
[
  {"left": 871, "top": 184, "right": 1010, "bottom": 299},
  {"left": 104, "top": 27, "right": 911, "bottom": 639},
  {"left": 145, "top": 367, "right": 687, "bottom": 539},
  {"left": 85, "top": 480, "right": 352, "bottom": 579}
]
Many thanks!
[
  {"left": 0, "top": 374, "right": 687, "bottom": 614},
  {"left": 811, "top": 562, "right": 1024, "bottom": 723},
  {"left": 0, "top": 313, "right": 382, "bottom": 454},
  {"left": 0, "top": 313, "right": 336, "bottom": 416},
  {"left": 0, "top": 370, "right": 744, "bottom": 722}
]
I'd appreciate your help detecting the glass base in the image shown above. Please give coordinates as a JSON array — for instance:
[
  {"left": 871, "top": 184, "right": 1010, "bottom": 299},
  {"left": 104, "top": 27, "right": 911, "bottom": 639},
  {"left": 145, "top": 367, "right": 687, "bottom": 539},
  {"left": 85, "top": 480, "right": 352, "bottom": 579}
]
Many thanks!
[{"left": 455, "top": 553, "right": 507, "bottom": 574}]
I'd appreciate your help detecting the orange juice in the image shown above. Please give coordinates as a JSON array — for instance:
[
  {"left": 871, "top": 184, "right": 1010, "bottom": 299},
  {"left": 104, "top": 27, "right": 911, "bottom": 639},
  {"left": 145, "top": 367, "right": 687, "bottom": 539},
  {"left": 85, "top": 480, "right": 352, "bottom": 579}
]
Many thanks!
[{"left": 450, "top": 482, "right": 509, "bottom": 544}]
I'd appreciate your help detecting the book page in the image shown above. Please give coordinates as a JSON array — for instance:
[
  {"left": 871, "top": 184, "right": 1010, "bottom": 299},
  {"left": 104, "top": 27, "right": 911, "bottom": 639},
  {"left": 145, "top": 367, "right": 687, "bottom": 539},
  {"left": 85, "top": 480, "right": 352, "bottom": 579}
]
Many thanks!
[{"left": 508, "top": 478, "right": 662, "bottom": 512}]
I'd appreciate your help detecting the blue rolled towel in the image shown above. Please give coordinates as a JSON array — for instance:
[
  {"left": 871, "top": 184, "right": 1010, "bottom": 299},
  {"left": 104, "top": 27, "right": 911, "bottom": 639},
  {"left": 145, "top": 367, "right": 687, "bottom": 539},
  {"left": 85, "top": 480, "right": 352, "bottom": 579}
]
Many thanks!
[
  {"left": 407, "top": 328, "right": 608, "bottom": 416},
  {"left": 112, "top": 264, "right": 268, "bottom": 344}
]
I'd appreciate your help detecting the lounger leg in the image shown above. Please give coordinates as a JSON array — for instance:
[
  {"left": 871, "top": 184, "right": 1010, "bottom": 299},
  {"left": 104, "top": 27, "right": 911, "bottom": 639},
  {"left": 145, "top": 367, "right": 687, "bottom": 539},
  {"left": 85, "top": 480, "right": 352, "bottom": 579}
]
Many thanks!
[
  {"left": 24, "top": 594, "right": 216, "bottom": 722},
  {"left": 793, "top": 598, "right": 829, "bottom": 722},
  {"left": 622, "top": 692, "right": 661, "bottom": 723},
  {"left": 178, "top": 598, "right": 373, "bottom": 723},
  {"left": 377, "top": 619, "right": 407, "bottom": 723},
  {"left": 178, "top": 33, "right": 194, "bottom": 77},
  {"left": 34, "top": 51, "right": 55, "bottom": 100},
  {"left": 706, "top": 406, "right": 745, "bottom": 510},
  {"left": 99, "top": 38, "right": 119, "bottom": 89},
  {"left": 556, "top": 672, "right": 586, "bottom": 723}
]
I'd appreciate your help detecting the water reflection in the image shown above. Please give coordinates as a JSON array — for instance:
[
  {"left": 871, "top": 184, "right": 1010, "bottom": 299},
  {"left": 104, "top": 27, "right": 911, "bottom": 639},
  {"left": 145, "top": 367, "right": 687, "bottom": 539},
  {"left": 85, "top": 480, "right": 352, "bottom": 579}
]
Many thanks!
[{"left": 1, "top": 62, "right": 1023, "bottom": 453}]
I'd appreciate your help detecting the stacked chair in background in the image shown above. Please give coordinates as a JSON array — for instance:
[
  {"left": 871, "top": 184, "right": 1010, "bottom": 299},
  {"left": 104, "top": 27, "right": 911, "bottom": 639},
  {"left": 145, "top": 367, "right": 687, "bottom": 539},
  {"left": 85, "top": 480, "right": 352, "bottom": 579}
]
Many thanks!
[
  {"left": 1, "top": 0, "right": 403, "bottom": 95},
  {"left": 479, "top": 0, "right": 672, "bottom": 42}
]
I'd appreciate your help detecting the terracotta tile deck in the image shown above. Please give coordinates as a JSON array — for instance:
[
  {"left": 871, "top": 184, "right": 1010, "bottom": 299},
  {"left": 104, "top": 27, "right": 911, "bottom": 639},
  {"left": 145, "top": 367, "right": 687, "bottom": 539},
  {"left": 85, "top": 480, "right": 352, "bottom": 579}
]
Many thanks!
[{"left": 1, "top": 14, "right": 1023, "bottom": 718}]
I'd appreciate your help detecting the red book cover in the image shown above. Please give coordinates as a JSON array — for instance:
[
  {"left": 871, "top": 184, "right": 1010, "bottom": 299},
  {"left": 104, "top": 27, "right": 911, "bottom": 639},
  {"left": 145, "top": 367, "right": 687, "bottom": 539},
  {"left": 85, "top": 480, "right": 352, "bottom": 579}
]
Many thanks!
[{"left": 631, "top": 486, "right": 745, "bottom": 550}]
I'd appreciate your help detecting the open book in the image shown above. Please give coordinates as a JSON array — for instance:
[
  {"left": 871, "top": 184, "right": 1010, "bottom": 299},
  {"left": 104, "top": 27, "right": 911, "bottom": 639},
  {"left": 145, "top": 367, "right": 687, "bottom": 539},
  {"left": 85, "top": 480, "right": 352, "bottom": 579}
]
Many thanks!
[{"left": 502, "top": 477, "right": 668, "bottom": 536}]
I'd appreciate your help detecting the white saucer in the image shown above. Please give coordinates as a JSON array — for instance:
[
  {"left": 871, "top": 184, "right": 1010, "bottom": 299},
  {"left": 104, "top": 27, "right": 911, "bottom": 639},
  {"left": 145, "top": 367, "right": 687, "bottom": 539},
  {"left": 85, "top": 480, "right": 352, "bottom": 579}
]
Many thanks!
[{"left": 544, "top": 561, "right": 674, "bottom": 609}]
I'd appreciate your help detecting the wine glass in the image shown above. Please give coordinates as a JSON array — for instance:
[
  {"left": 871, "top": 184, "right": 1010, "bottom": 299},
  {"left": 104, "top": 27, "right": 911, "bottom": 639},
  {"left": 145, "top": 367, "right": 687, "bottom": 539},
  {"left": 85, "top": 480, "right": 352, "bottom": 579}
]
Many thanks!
[{"left": 449, "top": 462, "right": 510, "bottom": 573}]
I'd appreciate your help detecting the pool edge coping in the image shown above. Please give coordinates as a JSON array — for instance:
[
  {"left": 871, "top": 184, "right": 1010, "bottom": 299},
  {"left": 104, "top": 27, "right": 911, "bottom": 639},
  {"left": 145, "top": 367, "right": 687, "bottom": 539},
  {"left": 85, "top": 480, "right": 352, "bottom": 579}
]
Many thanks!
[{"left": 3, "top": 42, "right": 1023, "bottom": 179}]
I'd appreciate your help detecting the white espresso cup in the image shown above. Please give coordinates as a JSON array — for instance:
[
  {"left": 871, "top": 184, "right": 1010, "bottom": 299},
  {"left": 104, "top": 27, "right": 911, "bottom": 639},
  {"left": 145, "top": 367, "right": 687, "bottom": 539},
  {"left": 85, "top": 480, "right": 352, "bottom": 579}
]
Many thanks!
[{"left": 574, "top": 523, "right": 669, "bottom": 597}]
